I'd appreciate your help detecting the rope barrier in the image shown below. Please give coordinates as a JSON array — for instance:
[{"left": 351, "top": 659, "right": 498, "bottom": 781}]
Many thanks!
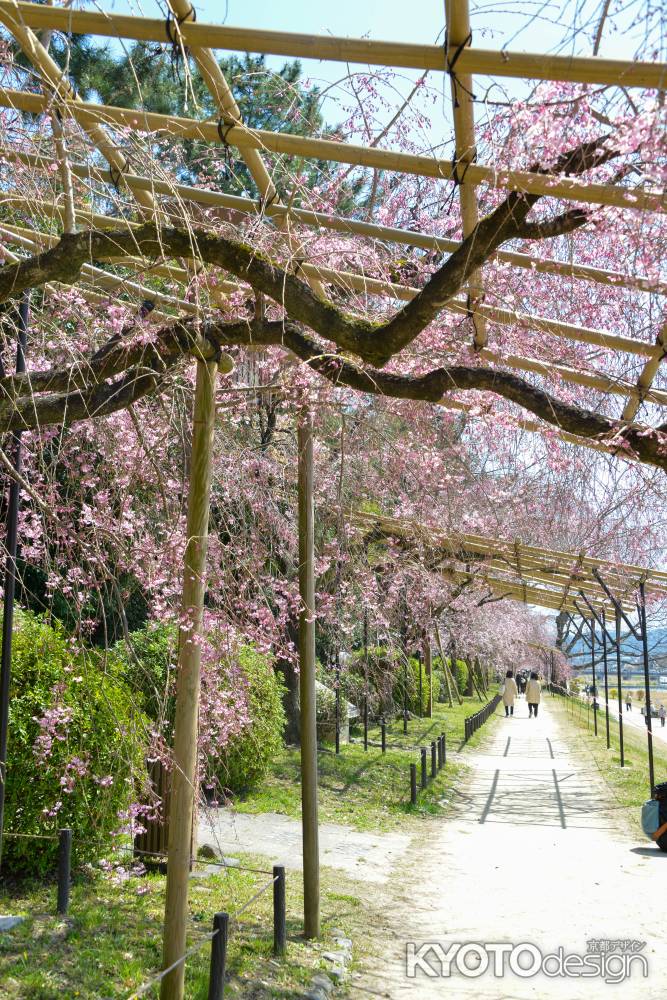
[
  {"left": 125, "top": 866, "right": 279, "bottom": 998},
  {"left": 3, "top": 831, "right": 59, "bottom": 840}
]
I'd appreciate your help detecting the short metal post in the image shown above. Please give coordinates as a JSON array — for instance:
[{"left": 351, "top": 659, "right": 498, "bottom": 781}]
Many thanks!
[
  {"left": 420, "top": 747, "right": 427, "bottom": 789},
  {"left": 430, "top": 740, "right": 437, "bottom": 778},
  {"left": 410, "top": 763, "right": 417, "bottom": 805},
  {"left": 273, "top": 865, "right": 286, "bottom": 956},
  {"left": 437, "top": 736, "right": 442, "bottom": 769},
  {"left": 441, "top": 733, "right": 446, "bottom": 766},
  {"left": 380, "top": 718, "right": 386, "bottom": 754},
  {"left": 57, "top": 827, "right": 72, "bottom": 915},
  {"left": 208, "top": 912, "right": 229, "bottom": 1000}
]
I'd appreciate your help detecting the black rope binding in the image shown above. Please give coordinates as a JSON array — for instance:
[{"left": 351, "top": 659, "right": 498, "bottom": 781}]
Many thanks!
[
  {"left": 257, "top": 190, "right": 279, "bottom": 215},
  {"left": 444, "top": 29, "right": 476, "bottom": 108},
  {"left": 108, "top": 160, "right": 129, "bottom": 194},
  {"left": 165, "top": 6, "right": 197, "bottom": 84},
  {"left": 217, "top": 118, "right": 235, "bottom": 172}
]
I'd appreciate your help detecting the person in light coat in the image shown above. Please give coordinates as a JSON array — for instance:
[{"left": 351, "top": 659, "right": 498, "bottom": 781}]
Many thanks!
[
  {"left": 502, "top": 670, "right": 518, "bottom": 717},
  {"left": 526, "top": 672, "right": 542, "bottom": 718}
]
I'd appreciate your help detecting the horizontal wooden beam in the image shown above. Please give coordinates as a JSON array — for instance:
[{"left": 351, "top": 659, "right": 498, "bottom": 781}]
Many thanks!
[
  {"left": 480, "top": 348, "right": 667, "bottom": 406},
  {"left": 1, "top": 87, "right": 664, "bottom": 213},
  {"left": 1, "top": 147, "right": 661, "bottom": 297},
  {"left": 352, "top": 511, "right": 667, "bottom": 589},
  {"left": 3, "top": 2, "right": 665, "bottom": 89}
]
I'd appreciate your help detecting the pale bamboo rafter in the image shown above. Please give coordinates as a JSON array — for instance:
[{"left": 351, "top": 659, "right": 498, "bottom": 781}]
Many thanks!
[{"left": 3, "top": 2, "right": 665, "bottom": 89}]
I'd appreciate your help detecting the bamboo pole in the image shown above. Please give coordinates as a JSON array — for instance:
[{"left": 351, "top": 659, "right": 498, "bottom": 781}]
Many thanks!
[
  {"left": 480, "top": 348, "right": 667, "bottom": 405},
  {"left": 0, "top": 16, "right": 155, "bottom": 214},
  {"left": 297, "top": 410, "right": 319, "bottom": 940},
  {"left": 5, "top": 3, "right": 666, "bottom": 89},
  {"left": 423, "top": 631, "right": 433, "bottom": 716},
  {"left": 165, "top": 0, "right": 325, "bottom": 299},
  {"left": 2, "top": 88, "right": 664, "bottom": 213},
  {"left": 445, "top": 0, "right": 486, "bottom": 349},
  {"left": 621, "top": 319, "right": 667, "bottom": 421},
  {"left": 160, "top": 356, "right": 217, "bottom": 1000},
  {"left": 350, "top": 511, "right": 667, "bottom": 590},
  {"left": 434, "top": 622, "right": 460, "bottom": 705},
  {"left": 2, "top": 147, "right": 662, "bottom": 296}
]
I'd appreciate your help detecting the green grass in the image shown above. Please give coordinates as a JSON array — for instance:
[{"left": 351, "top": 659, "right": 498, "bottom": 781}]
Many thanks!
[
  {"left": 0, "top": 691, "right": 500, "bottom": 997},
  {"left": 0, "top": 854, "right": 364, "bottom": 999},
  {"left": 233, "top": 694, "right": 498, "bottom": 832},
  {"left": 552, "top": 693, "right": 667, "bottom": 833}
]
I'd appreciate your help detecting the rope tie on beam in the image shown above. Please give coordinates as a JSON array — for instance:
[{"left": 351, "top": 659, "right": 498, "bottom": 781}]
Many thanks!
[
  {"left": 257, "top": 190, "right": 279, "bottom": 215},
  {"left": 450, "top": 152, "right": 476, "bottom": 187},
  {"left": 165, "top": 6, "right": 196, "bottom": 83},
  {"left": 216, "top": 118, "right": 236, "bottom": 171},
  {"left": 444, "top": 29, "right": 475, "bottom": 109},
  {"left": 108, "top": 160, "right": 129, "bottom": 194}
]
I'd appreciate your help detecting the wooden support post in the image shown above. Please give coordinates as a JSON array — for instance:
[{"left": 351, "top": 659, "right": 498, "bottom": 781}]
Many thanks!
[
  {"left": 433, "top": 623, "right": 454, "bottom": 707},
  {"left": 298, "top": 411, "right": 320, "bottom": 939},
  {"left": 423, "top": 633, "right": 432, "bottom": 718},
  {"left": 160, "top": 358, "right": 218, "bottom": 1000}
]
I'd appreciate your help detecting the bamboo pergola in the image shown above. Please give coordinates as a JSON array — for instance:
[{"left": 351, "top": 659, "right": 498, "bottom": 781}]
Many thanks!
[
  {"left": 0, "top": 0, "right": 664, "bottom": 464},
  {"left": 351, "top": 511, "right": 667, "bottom": 615},
  {"left": 0, "top": 4, "right": 666, "bottom": 996}
]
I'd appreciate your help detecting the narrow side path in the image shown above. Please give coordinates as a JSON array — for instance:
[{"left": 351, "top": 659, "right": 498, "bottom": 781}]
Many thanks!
[{"left": 357, "top": 697, "right": 667, "bottom": 999}]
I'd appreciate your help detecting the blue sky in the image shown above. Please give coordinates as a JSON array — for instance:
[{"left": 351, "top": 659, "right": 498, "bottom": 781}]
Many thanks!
[{"left": 106, "top": 1, "right": 654, "bottom": 137}]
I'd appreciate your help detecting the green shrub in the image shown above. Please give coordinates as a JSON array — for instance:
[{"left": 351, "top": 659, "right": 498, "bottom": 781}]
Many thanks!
[
  {"left": 216, "top": 646, "right": 285, "bottom": 793},
  {"left": 114, "top": 625, "right": 285, "bottom": 794},
  {"left": 453, "top": 659, "right": 468, "bottom": 693},
  {"left": 112, "top": 621, "right": 178, "bottom": 729},
  {"left": 4, "top": 611, "right": 149, "bottom": 877}
]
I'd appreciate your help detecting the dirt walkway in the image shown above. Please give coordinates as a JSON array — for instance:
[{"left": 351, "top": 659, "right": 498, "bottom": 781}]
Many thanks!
[
  {"left": 198, "top": 809, "right": 411, "bottom": 885},
  {"left": 357, "top": 696, "right": 667, "bottom": 999}
]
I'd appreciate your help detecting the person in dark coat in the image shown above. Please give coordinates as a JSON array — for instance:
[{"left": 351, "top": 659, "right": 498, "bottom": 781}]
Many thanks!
[{"left": 651, "top": 782, "right": 667, "bottom": 852}]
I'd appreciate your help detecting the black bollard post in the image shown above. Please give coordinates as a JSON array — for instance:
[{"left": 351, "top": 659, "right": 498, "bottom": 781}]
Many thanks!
[
  {"left": 57, "top": 828, "right": 72, "bottom": 915},
  {"left": 437, "top": 735, "right": 442, "bottom": 769},
  {"left": 441, "top": 732, "right": 447, "bottom": 766},
  {"left": 273, "top": 865, "right": 286, "bottom": 956},
  {"left": 410, "top": 763, "right": 417, "bottom": 805},
  {"left": 420, "top": 747, "right": 427, "bottom": 789},
  {"left": 381, "top": 718, "right": 386, "bottom": 754},
  {"left": 208, "top": 912, "right": 229, "bottom": 1000},
  {"left": 430, "top": 740, "right": 437, "bottom": 778}
]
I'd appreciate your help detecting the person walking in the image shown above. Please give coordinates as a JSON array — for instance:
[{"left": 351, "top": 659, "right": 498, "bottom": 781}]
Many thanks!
[
  {"left": 659, "top": 704, "right": 666, "bottom": 728},
  {"left": 526, "top": 672, "right": 542, "bottom": 718},
  {"left": 626, "top": 694, "right": 632, "bottom": 712},
  {"left": 502, "top": 670, "right": 518, "bottom": 717}
]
